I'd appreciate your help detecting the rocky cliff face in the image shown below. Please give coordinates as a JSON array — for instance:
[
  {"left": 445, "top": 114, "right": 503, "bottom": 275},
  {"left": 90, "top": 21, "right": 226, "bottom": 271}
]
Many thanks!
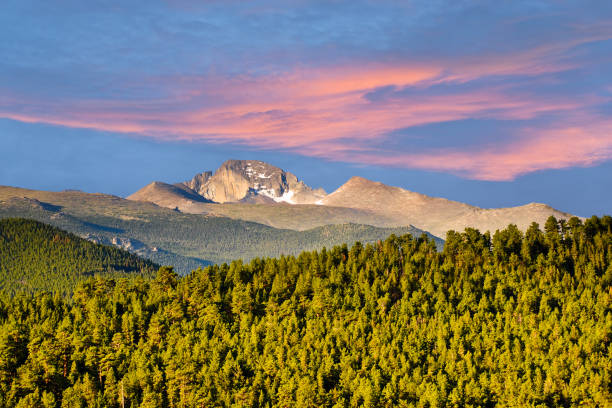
[
  {"left": 183, "top": 171, "right": 212, "bottom": 194},
  {"left": 180, "top": 160, "right": 326, "bottom": 204}
]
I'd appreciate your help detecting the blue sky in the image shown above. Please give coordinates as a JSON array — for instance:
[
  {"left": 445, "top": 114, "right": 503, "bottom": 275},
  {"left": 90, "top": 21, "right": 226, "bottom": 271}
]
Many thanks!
[{"left": 1, "top": 1, "right": 611, "bottom": 217}]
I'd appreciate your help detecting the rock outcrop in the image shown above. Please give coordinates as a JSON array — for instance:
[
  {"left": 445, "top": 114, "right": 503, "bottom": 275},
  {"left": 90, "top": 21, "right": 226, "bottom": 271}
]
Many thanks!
[{"left": 182, "top": 171, "right": 212, "bottom": 195}]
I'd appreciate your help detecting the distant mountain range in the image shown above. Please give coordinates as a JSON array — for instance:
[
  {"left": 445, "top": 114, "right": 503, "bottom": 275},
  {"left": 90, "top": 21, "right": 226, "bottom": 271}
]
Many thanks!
[
  {"left": 128, "top": 159, "right": 576, "bottom": 238},
  {"left": 0, "top": 185, "right": 433, "bottom": 274},
  {"left": 0, "top": 159, "right": 578, "bottom": 273}
]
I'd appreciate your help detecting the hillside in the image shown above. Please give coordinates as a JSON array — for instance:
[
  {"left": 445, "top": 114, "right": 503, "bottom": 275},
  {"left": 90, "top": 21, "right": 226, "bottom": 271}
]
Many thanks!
[
  {"left": 127, "top": 181, "right": 213, "bottom": 212},
  {"left": 0, "top": 216, "right": 609, "bottom": 406},
  {"left": 0, "top": 186, "right": 437, "bottom": 274},
  {"left": 0, "top": 218, "right": 158, "bottom": 297},
  {"left": 321, "top": 176, "right": 575, "bottom": 237},
  {"left": 154, "top": 201, "right": 400, "bottom": 231}
]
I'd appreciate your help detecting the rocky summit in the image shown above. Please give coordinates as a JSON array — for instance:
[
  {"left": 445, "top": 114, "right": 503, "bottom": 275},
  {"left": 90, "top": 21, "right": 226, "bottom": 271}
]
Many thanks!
[{"left": 178, "top": 159, "right": 326, "bottom": 204}]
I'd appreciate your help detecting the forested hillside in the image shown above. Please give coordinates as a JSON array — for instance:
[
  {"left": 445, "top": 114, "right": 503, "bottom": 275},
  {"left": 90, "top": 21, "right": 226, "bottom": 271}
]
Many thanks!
[
  {"left": 0, "top": 216, "right": 610, "bottom": 407},
  {"left": 0, "top": 218, "right": 158, "bottom": 297},
  {"left": 0, "top": 188, "right": 439, "bottom": 273}
]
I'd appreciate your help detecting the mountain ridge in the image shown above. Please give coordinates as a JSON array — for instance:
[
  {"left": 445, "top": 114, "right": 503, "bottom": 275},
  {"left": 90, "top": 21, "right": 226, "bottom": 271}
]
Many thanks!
[
  {"left": 127, "top": 160, "right": 577, "bottom": 238},
  {"left": 321, "top": 175, "right": 575, "bottom": 237}
]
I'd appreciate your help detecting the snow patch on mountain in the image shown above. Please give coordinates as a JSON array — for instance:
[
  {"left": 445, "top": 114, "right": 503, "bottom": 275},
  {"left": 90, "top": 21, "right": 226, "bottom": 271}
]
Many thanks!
[
  {"left": 252, "top": 187, "right": 296, "bottom": 204},
  {"left": 272, "top": 190, "right": 295, "bottom": 204}
]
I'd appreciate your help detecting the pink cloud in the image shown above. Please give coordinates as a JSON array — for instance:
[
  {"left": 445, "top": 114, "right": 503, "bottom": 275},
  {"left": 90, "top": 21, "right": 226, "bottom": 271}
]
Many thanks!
[
  {"left": 1, "top": 30, "right": 612, "bottom": 181},
  {"left": 337, "top": 117, "right": 612, "bottom": 180},
  {"left": 0, "top": 84, "right": 583, "bottom": 150}
]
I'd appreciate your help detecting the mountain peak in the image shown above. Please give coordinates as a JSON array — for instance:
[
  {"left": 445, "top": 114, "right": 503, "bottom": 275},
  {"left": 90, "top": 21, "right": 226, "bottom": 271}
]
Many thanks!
[
  {"left": 342, "top": 176, "right": 389, "bottom": 189},
  {"left": 181, "top": 160, "right": 326, "bottom": 204},
  {"left": 218, "top": 159, "right": 275, "bottom": 172},
  {"left": 344, "top": 176, "right": 373, "bottom": 185},
  {"left": 329, "top": 176, "right": 412, "bottom": 198}
]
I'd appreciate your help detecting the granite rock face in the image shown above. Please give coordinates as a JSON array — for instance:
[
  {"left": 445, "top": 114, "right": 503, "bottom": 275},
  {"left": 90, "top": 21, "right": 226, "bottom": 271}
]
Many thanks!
[
  {"left": 180, "top": 160, "right": 326, "bottom": 204},
  {"left": 183, "top": 171, "right": 212, "bottom": 195}
]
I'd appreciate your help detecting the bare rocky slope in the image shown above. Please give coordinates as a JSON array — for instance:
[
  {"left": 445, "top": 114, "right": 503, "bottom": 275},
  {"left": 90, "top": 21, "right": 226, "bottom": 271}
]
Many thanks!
[{"left": 321, "top": 176, "right": 576, "bottom": 238}]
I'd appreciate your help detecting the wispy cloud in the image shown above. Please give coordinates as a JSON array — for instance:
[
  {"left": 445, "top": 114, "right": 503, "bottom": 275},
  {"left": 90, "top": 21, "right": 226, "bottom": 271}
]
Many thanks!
[{"left": 330, "top": 116, "right": 612, "bottom": 180}]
